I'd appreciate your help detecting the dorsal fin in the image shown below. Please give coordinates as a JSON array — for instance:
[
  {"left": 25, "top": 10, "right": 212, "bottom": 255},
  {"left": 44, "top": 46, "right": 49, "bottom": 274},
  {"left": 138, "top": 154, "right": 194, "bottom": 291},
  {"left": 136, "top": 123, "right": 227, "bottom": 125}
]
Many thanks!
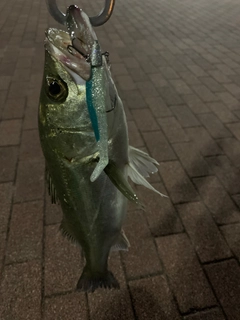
[{"left": 45, "top": 166, "right": 58, "bottom": 204}]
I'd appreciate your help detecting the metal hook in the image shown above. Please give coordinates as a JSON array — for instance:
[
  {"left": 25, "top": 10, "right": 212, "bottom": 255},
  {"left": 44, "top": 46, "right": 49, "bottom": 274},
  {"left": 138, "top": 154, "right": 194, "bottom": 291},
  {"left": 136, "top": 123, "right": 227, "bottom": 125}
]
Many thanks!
[{"left": 45, "top": 0, "right": 115, "bottom": 26}]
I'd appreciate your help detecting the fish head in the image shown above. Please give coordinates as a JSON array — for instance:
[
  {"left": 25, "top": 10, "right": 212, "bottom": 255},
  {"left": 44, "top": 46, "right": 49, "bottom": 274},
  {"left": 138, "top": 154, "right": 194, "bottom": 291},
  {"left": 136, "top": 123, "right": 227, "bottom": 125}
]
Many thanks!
[{"left": 39, "top": 6, "right": 125, "bottom": 158}]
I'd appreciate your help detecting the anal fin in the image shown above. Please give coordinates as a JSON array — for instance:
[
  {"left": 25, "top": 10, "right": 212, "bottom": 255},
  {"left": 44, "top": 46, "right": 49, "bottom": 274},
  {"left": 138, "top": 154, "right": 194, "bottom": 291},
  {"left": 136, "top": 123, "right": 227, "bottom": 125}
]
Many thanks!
[
  {"left": 59, "top": 219, "right": 77, "bottom": 243},
  {"left": 111, "top": 230, "right": 130, "bottom": 251}
]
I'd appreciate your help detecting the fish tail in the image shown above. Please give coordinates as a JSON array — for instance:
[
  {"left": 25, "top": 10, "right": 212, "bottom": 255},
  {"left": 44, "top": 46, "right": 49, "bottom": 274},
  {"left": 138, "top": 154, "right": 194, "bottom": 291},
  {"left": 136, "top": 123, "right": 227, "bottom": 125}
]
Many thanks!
[{"left": 77, "top": 266, "right": 120, "bottom": 293}]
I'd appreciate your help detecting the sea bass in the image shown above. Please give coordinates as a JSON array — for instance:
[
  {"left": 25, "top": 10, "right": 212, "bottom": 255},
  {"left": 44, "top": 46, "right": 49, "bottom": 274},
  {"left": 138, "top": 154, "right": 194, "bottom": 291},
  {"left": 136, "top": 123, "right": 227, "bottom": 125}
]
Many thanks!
[{"left": 38, "top": 5, "right": 164, "bottom": 292}]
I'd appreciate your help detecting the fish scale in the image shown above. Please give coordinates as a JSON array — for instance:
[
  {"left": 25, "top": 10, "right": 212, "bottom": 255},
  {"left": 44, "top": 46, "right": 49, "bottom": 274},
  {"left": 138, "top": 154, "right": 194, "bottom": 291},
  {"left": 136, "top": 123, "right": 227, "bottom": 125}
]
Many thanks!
[{"left": 39, "top": 6, "right": 164, "bottom": 293}]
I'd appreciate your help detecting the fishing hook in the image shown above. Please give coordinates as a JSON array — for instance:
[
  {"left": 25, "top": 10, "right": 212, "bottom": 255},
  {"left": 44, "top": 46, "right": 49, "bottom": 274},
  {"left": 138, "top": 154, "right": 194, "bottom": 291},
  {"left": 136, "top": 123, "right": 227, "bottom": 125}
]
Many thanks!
[{"left": 45, "top": 0, "right": 115, "bottom": 26}]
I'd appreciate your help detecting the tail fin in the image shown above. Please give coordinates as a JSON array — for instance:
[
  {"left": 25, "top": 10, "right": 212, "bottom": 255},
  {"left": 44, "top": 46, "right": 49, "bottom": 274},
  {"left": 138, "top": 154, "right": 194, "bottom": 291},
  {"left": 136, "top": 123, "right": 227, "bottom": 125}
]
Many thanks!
[{"left": 77, "top": 266, "right": 120, "bottom": 293}]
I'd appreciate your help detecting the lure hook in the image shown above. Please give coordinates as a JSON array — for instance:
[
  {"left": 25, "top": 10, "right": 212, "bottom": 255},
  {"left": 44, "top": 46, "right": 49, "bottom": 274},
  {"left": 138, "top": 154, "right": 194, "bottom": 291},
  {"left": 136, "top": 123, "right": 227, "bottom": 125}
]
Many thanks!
[{"left": 45, "top": 0, "right": 115, "bottom": 26}]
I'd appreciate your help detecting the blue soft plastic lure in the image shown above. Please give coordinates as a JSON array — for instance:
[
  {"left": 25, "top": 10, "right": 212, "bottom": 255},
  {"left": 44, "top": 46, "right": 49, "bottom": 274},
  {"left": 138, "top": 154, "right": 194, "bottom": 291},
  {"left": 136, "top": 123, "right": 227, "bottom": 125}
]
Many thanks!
[
  {"left": 86, "top": 41, "right": 110, "bottom": 182},
  {"left": 86, "top": 74, "right": 100, "bottom": 142}
]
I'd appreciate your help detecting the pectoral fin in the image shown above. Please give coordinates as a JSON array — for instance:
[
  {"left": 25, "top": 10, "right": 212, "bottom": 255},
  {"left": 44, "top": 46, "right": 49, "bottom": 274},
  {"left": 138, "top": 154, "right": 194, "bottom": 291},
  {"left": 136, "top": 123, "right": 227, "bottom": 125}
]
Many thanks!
[
  {"left": 104, "top": 160, "right": 142, "bottom": 206},
  {"left": 128, "top": 146, "right": 167, "bottom": 197}
]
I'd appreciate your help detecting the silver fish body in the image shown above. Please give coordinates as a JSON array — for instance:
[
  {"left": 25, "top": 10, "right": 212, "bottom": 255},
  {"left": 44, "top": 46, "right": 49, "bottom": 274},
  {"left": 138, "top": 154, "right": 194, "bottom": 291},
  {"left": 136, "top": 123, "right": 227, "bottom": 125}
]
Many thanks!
[
  {"left": 39, "top": 46, "right": 130, "bottom": 290},
  {"left": 39, "top": 7, "right": 163, "bottom": 292}
]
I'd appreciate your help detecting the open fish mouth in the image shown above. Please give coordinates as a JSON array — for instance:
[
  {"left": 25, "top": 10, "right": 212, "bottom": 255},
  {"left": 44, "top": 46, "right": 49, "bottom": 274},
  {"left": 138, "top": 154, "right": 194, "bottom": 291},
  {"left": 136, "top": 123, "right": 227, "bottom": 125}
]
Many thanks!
[{"left": 45, "top": 5, "right": 98, "bottom": 81}]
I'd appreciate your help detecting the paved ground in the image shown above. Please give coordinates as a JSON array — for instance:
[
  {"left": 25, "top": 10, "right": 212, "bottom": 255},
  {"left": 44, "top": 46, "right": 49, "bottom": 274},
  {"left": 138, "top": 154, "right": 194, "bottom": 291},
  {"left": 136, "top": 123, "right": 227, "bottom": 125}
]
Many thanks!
[{"left": 1, "top": 0, "right": 240, "bottom": 319}]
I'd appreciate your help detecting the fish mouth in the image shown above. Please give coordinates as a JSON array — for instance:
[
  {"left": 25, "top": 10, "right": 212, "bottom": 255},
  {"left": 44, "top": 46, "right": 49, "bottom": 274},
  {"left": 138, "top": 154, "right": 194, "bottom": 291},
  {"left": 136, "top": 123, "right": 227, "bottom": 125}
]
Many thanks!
[{"left": 45, "top": 5, "right": 97, "bottom": 81}]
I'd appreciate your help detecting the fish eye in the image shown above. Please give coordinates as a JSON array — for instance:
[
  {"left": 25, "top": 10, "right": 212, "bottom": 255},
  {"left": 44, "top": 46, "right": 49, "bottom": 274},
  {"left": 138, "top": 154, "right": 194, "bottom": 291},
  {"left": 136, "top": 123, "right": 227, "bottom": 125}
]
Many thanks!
[
  {"left": 46, "top": 77, "right": 68, "bottom": 101},
  {"left": 49, "top": 81, "right": 61, "bottom": 95}
]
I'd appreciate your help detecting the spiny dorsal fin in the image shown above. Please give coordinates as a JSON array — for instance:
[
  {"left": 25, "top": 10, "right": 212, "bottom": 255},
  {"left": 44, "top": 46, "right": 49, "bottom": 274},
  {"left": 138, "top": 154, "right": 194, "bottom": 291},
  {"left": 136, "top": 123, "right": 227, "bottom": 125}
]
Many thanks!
[{"left": 45, "top": 166, "right": 59, "bottom": 204}]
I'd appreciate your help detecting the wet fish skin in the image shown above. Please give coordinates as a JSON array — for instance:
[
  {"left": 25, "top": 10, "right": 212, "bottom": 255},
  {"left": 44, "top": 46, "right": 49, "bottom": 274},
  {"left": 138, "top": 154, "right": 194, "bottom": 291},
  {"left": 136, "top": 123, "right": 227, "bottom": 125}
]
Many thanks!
[
  {"left": 39, "top": 8, "right": 163, "bottom": 293},
  {"left": 39, "top": 42, "right": 129, "bottom": 291}
]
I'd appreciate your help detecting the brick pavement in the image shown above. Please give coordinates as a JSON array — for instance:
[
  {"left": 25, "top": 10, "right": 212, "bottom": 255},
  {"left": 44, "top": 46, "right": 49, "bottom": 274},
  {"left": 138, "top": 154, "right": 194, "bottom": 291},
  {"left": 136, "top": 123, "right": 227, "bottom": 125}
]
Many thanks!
[{"left": 1, "top": 0, "right": 240, "bottom": 319}]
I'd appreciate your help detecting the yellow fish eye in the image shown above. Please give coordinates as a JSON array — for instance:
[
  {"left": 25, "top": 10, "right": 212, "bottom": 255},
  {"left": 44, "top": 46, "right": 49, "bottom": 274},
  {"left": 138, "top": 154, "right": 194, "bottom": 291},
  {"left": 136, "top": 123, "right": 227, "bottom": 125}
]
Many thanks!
[{"left": 46, "top": 77, "right": 68, "bottom": 101}]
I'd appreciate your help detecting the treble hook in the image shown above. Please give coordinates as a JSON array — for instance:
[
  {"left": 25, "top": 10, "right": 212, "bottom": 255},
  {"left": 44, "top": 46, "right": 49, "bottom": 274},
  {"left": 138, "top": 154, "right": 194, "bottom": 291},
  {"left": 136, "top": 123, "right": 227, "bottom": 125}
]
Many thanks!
[{"left": 45, "top": 0, "right": 115, "bottom": 26}]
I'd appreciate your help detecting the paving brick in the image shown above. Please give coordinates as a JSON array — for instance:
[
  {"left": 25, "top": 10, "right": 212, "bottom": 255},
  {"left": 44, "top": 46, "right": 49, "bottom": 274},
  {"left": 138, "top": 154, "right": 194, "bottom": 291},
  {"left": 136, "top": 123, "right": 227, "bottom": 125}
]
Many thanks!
[
  {"left": 8, "top": 81, "right": 30, "bottom": 99},
  {"left": 44, "top": 224, "right": 83, "bottom": 295},
  {"left": 217, "top": 91, "right": 240, "bottom": 110},
  {"left": 0, "top": 146, "right": 18, "bottom": 182},
  {"left": 149, "top": 73, "right": 169, "bottom": 88},
  {"left": 2, "top": 97, "right": 26, "bottom": 119},
  {"left": 170, "top": 79, "right": 192, "bottom": 94},
  {"left": 182, "top": 94, "right": 211, "bottom": 114},
  {"left": 187, "top": 64, "right": 207, "bottom": 77},
  {"left": 128, "top": 120, "right": 144, "bottom": 147},
  {"left": 0, "top": 182, "right": 13, "bottom": 234},
  {"left": 156, "top": 234, "right": 216, "bottom": 314},
  {"left": 142, "top": 131, "right": 177, "bottom": 162},
  {"left": 218, "top": 137, "right": 240, "bottom": 167},
  {"left": 177, "top": 202, "right": 231, "bottom": 263},
  {"left": 0, "top": 75, "right": 11, "bottom": 91},
  {"left": 5, "top": 200, "right": 43, "bottom": 264},
  {"left": 193, "top": 176, "right": 240, "bottom": 225},
  {"left": 0, "top": 119, "right": 22, "bottom": 146},
  {"left": 129, "top": 276, "right": 181, "bottom": 320},
  {"left": 131, "top": 109, "right": 159, "bottom": 132},
  {"left": 111, "top": 63, "right": 129, "bottom": 76},
  {"left": 0, "top": 229, "right": 6, "bottom": 264},
  {"left": 137, "top": 183, "right": 183, "bottom": 236},
  {"left": 220, "top": 223, "right": 240, "bottom": 261},
  {"left": 123, "top": 57, "right": 140, "bottom": 69},
  {"left": 129, "top": 67, "right": 151, "bottom": 82},
  {"left": 159, "top": 66, "right": 180, "bottom": 79},
  {"left": 0, "top": 62, "right": 16, "bottom": 76},
  {"left": 45, "top": 193, "right": 62, "bottom": 225},
  {"left": 199, "top": 77, "right": 225, "bottom": 92},
  {"left": 88, "top": 253, "right": 135, "bottom": 320},
  {"left": 121, "top": 210, "right": 162, "bottom": 279},
  {"left": 172, "top": 142, "right": 210, "bottom": 177},
  {"left": 179, "top": 71, "right": 201, "bottom": 85},
  {"left": 223, "top": 83, "right": 240, "bottom": 98},
  {"left": 14, "top": 159, "right": 45, "bottom": 202},
  {"left": 136, "top": 81, "right": 159, "bottom": 98},
  {"left": 205, "top": 260, "right": 240, "bottom": 320},
  {"left": 226, "top": 122, "right": 240, "bottom": 141},
  {"left": 191, "top": 85, "right": 219, "bottom": 102},
  {"left": 207, "top": 102, "right": 238, "bottom": 123},
  {"left": 184, "top": 308, "right": 226, "bottom": 320},
  {"left": 0, "top": 261, "right": 41, "bottom": 320},
  {"left": 216, "top": 63, "right": 236, "bottom": 76},
  {"left": 116, "top": 75, "right": 136, "bottom": 91},
  {"left": 197, "top": 113, "right": 232, "bottom": 139},
  {"left": 159, "top": 161, "right": 199, "bottom": 204},
  {"left": 157, "top": 117, "right": 189, "bottom": 143},
  {"left": 19, "top": 129, "right": 43, "bottom": 161},
  {"left": 44, "top": 292, "right": 88, "bottom": 320},
  {"left": 158, "top": 87, "right": 184, "bottom": 105},
  {"left": 121, "top": 89, "right": 146, "bottom": 109},
  {"left": 145, "top": 96, "right": 172, "bottom": 118},
  {"left": 205, "top": 155, "right": 240, "bottom": 194},
  {"left": 23, "top": 105, "right": 38, "bottom": 129},
  {"left": 208, "top": 70, "right": 232, "bottom": 83},
  {"left": 12, "top": 68, "right": 31, "bottom": 82},
  {"left": 170, "top": 105, "right": 200, "bottom": 127},
  {"left": 201, "top": 53, "right": 221, "bottom": 64}
]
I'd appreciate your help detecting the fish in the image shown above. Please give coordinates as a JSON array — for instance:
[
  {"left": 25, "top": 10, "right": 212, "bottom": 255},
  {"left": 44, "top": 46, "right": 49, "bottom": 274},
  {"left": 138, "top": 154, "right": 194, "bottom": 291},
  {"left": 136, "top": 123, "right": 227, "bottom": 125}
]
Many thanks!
[{"left": 38, "top": 5, "right": 165, "bottom": 293}]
